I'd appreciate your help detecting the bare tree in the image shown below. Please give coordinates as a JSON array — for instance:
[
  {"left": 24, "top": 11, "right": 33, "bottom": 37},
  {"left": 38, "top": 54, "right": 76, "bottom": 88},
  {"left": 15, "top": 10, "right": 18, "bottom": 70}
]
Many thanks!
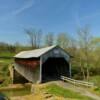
[
  {"left": 77, "top": 26, "right": 92, "bottom": 80},
  {"left": 25, "top": 28, "right": 43, "bottom": 48},
  {"left": 44, "top": 33, "right": 54, "bottom": 46},
  {"left": 56, "top": 33, "right": 70, "bottom": 49}
]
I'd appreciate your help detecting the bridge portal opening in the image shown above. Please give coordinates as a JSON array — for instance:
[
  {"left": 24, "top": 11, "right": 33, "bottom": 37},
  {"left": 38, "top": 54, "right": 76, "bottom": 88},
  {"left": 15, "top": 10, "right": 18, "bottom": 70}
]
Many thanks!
[{"left": 42, "top": 57, "right": 70, "bottom": 82}]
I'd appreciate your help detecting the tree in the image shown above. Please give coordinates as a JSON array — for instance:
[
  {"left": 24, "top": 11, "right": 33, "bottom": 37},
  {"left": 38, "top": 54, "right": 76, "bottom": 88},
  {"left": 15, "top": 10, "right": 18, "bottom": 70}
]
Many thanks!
[
  {"left": 25, "top": 28, "right": 43, "bottom": 48},
  {"left": 56, "top": 33, "right": 70, "bottom": 49},
  {"left": 77, "top": 26, "right": 93, "bottom": 80},
  {"left": 90, "top": 37, "right": 100, "bottom": 75},
  {"left": 44, "top": 33, "right": 54, "bottom": 46}
]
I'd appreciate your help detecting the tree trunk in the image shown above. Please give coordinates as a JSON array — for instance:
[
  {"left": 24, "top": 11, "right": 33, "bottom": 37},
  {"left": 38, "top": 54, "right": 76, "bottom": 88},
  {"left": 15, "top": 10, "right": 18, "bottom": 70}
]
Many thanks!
[
  {"left": 80, "top": 58, "right": 86, "bottom": 80},
  {"left": 81, "top": 66, "right": 86, "bottom": 80},
  {"left": 86, "top": 67, "right": 90, "bottom": 81}
]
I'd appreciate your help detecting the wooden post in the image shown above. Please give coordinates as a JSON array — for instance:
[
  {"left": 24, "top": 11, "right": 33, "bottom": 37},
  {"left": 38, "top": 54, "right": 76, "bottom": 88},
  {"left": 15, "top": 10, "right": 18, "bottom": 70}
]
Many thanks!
[
  {"left": 12, "top": 68, "right": 14, "bottom": 84},
  {"left": 9, "top": 65, "right": 14, "bottom": 84},
  {"left": 39, "top": 56, "right": 42, "bottom": 83},
  {"left": 69, "top": 60, "right": 71, "bottom": 78}
]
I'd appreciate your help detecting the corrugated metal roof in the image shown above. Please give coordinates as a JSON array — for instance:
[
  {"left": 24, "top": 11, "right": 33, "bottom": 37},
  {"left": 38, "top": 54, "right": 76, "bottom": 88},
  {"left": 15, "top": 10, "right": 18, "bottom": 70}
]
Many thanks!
[{"left": 14, "top": 45, "right": 57, "bottom": 58}]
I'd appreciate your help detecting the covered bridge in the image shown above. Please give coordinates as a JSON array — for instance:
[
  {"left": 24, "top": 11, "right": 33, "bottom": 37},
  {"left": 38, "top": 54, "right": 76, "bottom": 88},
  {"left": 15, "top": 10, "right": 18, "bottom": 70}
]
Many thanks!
[{"left": 11, "top": 45, "right": 71, "bottom": 83}]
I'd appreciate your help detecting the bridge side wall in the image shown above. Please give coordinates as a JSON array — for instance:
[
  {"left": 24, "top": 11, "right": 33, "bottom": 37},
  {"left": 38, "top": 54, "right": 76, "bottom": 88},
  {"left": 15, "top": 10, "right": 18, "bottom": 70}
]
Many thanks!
[{"left": 12, "top": 58, "right": 40, "bottom": 83}]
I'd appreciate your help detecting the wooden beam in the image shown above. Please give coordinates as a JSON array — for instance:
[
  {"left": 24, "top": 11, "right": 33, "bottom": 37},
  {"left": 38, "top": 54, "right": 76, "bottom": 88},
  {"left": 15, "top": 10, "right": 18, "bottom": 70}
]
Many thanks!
[
  {"left": 39, "top": 56, "right": 42, "bottom": 83},
  {"left": 69, "top": 60, "right": 71, "bottom": 78}
]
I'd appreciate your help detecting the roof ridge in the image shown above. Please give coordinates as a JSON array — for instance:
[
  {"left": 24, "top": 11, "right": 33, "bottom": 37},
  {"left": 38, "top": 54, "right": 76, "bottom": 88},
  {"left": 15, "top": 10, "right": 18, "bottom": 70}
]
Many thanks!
[{"left": 14, "top": 45, "right": 57, "bottom": 58}]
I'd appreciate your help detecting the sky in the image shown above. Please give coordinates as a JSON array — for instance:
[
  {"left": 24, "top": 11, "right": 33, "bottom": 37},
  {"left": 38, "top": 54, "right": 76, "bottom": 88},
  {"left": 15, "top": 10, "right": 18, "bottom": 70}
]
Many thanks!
[{"left": 0, "top": 0, "right": 100, "bottom": 45}]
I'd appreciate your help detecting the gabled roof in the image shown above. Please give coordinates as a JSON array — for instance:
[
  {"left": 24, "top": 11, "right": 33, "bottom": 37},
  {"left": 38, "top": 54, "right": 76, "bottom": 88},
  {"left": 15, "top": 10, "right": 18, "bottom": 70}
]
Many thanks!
[{"left": 14, "top": 45, "right": 57, "bottom": 58}]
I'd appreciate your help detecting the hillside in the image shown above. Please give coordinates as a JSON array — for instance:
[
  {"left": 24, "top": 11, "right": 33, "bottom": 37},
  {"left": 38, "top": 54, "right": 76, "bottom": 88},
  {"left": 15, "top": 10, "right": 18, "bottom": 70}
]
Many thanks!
[{"left": 10, "top": 81, "right": 100, "bottom": 100}]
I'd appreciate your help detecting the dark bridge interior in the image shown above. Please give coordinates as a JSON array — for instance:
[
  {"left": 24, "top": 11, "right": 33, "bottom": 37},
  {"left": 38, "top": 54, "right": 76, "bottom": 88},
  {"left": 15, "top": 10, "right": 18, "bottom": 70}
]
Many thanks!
[{"left": 42, "top": 57, "right": 69, "bottom": 82}]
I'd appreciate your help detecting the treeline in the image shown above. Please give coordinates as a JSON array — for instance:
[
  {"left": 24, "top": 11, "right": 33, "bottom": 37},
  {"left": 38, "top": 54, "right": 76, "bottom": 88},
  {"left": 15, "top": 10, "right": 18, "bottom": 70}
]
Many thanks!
[
  {"left": 0, "top": 42, "right": 29, "bottom": 53},
  {"left": 25, "top": 27, "right": 100, "bottom": 80},
  {"left": 0, "top": 26, "right": 100, "bottom": 80},
  {"left": 0, "top": 42, "right": 16, "bottom": 52}
]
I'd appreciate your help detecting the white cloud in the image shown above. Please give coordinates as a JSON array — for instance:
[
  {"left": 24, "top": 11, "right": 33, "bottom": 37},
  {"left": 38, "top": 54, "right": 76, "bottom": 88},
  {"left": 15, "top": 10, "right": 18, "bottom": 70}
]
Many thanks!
[
  {"left": 0, "top": 0, "right": 35, "bottom": 22},
  {"left": 11, "top": 0, "right": 34, "bottom": 15}
]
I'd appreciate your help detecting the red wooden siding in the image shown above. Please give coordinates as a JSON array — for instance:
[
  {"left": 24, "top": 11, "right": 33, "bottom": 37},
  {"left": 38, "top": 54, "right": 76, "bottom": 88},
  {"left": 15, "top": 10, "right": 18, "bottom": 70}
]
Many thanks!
[{"left": 15, "top": 59, "right": 40, "bottom": 69}]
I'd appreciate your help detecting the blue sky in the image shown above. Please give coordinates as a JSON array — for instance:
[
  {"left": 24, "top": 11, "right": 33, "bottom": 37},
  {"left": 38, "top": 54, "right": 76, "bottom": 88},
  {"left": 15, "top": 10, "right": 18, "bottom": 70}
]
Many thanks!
[{"left": 0, "top": 0, "right": 100, "bottom": 44}]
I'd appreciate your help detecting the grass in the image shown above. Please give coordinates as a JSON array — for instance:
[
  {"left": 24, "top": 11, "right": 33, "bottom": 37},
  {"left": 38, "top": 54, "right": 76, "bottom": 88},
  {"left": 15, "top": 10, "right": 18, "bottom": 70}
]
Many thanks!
[
  {"left": 94, "top": 87, "right": 100, "bottom": 93},
  {"left": 0, "top": 52, "right": 15, "bottom": 57},
  {"left": 45, "top": 84, "right": 94, "bottom": 100},
  {"left": 0, "top": 84, "right": 31, "bottom": 97},
  {"left": 88, "top": 76, "right": 100, "bottom": 95},
  {"left": 0, "top": 58, "right": 13, "bottom": 66},
  {"left": 90, "top": 86, "right": 100, "bottom": 96},
  {"left": 0, "top": 54, "right": 13, "bottom": 86},
  {"left": 89, "top": 76, "right": 100, "bottom": 87},
  {"left": 0, "top": 87, "right": 30, "bottom": 97}
]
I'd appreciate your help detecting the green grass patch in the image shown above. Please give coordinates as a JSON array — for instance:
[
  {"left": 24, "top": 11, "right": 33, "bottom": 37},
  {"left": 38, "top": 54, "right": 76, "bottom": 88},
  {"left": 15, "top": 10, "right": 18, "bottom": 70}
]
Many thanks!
[
  {"left": 89, "top": 76, "right": 100, "bottom": 88},
  {"left": 0, "top": 77, "right": 12, "bottom": 87},
  {"left": 0, "top": 58, "right": 13, "bottom": 65},
  {"left": 87, "top": 75, "right": 100, "bottom": 95},
  {"left": 94, "top": 87, "right": 100, "bottom": 92},
  {"left": 0, "top": 52, "right": 15, "bottom": 57},
  {"left": 45, "top": 84, "right": 94, "bottom": 100},
  {"left": 0, "top": 57, "right": 13, "bottom": 86},
  {"left": 0, "top": 85, "right": 31, "bottom": 97},
  {"left": 91, "top": 87, "right": 100, "bottom": 96}
]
